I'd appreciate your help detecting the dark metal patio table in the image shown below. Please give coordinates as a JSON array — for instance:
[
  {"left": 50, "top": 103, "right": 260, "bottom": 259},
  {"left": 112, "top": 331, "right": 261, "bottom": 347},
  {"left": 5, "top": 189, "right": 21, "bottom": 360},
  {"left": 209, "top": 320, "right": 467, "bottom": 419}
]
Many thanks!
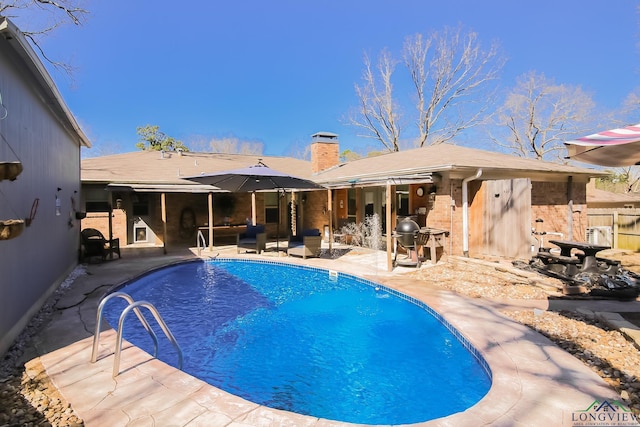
[{"left": 548, "top": 240, "right": 611, "bottom": 273}]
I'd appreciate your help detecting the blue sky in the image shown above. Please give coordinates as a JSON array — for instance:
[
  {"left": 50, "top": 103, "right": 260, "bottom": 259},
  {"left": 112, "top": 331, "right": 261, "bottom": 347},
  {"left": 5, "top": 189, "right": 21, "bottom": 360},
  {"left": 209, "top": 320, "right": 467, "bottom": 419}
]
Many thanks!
[{"left": 34, "top": 1, "right": 639, "bottom": 157}]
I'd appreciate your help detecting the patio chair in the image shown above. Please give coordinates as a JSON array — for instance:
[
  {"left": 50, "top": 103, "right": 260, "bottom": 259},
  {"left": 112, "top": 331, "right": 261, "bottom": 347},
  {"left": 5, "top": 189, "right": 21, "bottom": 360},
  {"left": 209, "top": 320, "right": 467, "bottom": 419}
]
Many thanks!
[
  {"left": 287, "top": 228, "right": 322, "bottom": 259},
  {"left": 81, "top": 228, "right": 121, "bottom": 262},
  {"left": 237, "top": 224, "right": 267, "bottom": 254}
]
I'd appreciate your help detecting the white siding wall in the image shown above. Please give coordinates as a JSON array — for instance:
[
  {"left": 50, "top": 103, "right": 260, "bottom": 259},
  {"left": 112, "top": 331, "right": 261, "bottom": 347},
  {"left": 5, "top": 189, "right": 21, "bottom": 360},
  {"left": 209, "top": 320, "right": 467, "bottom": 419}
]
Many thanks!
[{"left": 0, "top": 43, "right": 82, "bottom": 355}]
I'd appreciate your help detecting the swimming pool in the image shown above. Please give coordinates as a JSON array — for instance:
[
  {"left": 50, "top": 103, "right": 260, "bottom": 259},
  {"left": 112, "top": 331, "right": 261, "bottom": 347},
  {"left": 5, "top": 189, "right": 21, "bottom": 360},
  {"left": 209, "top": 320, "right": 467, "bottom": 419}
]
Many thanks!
[{"left": 103, "top": 259, "right": 491, "bottom": 425}]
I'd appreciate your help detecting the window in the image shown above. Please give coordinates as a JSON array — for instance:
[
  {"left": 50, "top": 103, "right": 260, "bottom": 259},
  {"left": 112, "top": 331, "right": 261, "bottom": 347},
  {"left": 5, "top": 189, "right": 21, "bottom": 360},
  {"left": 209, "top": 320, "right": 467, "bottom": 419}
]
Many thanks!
[
  {"left": 132, "top": 194, "right": 150, "bottom": 216},
  {"left": 265, "top": 192, "right": 279, "bottom": 223},
  {"left": 132, "top": 202, "right": 149, "bottom": 216},
  {"left": 85, "top": 186, "right": 110, "bottom": 212},
  {"left": 86, "top": 201, "right": 110, "bottom": 212},
  {"left": 396, "top": 185, "right": 409, "bottom": 216},
  {"left": 347, "top": 188, "right": 357, "bottom": 222}
]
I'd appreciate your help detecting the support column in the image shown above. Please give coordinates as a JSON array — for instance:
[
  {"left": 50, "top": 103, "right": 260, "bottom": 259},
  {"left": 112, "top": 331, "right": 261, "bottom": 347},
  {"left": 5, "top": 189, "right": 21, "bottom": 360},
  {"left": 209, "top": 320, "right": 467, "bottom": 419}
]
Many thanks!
[
  {"left": 386, "top": 182, "right": 393, "bottom": 272},
  {"left": 108, "top": 203, "right": 114, "bottom": 260},
  {"left": 208, "top": 192, "right": 214, "bottom": 251},
  {"left": 251, "top": 192, "right": 257, "bottom": 226},
  {"left": 567, "top": 176, "right": 574, "bottom": 240},
  {"left": 161, "top": 192, "right": 167, "bottom": 255},
  {"left": 327, "top": 189, "right": 333, "bottom": 251}
]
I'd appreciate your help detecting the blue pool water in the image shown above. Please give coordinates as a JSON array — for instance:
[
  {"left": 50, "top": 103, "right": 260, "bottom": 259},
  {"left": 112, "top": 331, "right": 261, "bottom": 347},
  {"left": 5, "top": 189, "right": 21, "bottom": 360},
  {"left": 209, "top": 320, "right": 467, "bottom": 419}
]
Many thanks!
[{"left": 103, "top": 259, "right": 491, "bottom": 425}]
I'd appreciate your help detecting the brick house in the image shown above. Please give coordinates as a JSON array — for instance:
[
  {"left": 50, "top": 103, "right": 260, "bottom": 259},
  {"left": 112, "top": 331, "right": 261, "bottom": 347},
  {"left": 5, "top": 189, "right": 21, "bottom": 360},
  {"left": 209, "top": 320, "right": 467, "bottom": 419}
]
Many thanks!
[
  {"left": 312, "top": 139, "right": 604, "bottom": 262},
  {"left": 81, "top": 149, "right": 317, "bottom": 253},
  {"left": 81, "top": 132, "right": 603, "bottom": 264}
]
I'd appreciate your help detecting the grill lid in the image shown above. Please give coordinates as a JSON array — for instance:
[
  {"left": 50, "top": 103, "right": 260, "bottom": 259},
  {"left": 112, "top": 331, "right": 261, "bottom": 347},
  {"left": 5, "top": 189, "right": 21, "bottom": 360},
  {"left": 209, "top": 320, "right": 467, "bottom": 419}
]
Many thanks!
[
  {"left": 395, "top": 218, "right": 420, "bottom": 248},
  {"left": 396, "top": 217, "right": 420, "bottom": 234}
]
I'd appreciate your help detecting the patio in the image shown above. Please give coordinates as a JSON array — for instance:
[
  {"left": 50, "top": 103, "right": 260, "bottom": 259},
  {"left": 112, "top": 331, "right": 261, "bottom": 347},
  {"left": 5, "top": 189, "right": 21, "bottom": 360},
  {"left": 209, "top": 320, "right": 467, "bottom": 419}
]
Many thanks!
[{"left": 6, "top": 242, "right": 639, "bottom": 426}]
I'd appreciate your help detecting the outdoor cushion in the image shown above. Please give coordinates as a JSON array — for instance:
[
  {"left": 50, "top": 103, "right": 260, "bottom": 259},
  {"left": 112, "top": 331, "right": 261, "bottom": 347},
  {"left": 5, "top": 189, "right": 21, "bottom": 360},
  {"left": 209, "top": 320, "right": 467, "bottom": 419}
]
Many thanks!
[
  {"left": 237, "top": 224, "right": 267, "bottom": 254},
  {"left": 287, "top": 232, "right": 322, "bottom": 259},
  {"left": 302, "top": 228, "right": 320, "bottom": 236},
  {"left": 289, "top": 229, "right": 320, "bottom": 244},
  {"left": 244, "top": 224, "right": 265, "bottom": 238}
]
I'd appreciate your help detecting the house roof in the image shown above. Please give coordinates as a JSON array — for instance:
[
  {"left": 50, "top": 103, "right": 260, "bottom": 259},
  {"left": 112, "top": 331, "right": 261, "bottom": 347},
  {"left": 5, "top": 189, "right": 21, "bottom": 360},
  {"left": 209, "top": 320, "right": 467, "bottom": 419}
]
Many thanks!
[
  {"left": 313, "top": 144, "right": 605, "bottom": 188},
  {"left": 82, "top": 150, "right": 314, "bottom": 192},
  {"left": 587, "top": 187, "right": 640, "bottom": 205},
  {"left": 83, "top": 144, "right": 606, "bottom": 193},
  {"left": 0, "top": 18, "right": 91, "bottom": 148}
]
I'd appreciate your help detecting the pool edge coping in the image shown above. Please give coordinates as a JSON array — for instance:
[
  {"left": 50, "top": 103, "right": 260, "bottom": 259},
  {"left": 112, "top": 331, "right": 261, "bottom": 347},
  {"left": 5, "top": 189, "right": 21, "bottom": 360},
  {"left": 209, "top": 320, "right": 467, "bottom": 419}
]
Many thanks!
[{"left": 39, "top": 254, "right": 623, "bottom": 426}]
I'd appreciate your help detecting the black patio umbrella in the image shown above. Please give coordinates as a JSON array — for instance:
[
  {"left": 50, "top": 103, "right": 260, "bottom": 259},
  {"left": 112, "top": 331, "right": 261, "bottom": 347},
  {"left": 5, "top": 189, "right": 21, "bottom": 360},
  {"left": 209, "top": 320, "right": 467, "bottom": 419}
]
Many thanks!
[
  {"left": 187, "top": 162, "right": 324, "bottom": 192},
  {"left": 186, "top": 162, "right": 325, "bottom": 250}
]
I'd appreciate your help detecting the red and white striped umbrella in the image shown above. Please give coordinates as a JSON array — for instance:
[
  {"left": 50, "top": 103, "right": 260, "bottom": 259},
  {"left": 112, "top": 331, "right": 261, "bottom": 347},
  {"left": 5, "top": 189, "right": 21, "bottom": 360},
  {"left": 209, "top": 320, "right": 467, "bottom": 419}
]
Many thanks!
[{"left": 564, "top": 123, "right": 640, "bottom": 166}]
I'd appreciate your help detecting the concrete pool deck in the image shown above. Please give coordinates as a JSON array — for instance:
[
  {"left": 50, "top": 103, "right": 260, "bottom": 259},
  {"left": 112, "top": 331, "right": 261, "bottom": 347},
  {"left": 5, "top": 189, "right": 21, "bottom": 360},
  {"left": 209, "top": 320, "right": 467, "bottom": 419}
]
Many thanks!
[{"left": 22, "top": 243, "right": 640, "bottom": 426}]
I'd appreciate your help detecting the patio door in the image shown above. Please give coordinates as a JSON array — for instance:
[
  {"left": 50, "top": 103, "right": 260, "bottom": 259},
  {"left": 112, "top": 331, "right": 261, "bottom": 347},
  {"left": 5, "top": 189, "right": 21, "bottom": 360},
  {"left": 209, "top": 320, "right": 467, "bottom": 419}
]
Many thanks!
[{"left": 363, "top": 188, "right": 387, "bottom": 231}]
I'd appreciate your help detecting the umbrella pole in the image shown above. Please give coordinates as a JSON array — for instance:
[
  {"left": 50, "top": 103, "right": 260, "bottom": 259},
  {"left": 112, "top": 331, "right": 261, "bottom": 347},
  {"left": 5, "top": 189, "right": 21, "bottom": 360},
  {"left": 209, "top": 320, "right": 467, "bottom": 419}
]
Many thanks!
[{"left": 276, "top": 189, "right": 280, "bottom": 252}]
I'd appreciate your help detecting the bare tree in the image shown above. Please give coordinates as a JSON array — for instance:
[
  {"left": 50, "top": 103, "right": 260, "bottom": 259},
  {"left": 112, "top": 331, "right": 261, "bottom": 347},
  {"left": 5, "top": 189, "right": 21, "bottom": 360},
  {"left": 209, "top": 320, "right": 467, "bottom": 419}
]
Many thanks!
[
  {"left": 350, "top": 26, "right": 504, "bottom": 151},
  {"left": 404, "top": 27, "right": 504, "bottom": 147},
  {"left": 597, "top": 169, "right": 640, "bottom": 193},
  {"left": 351, "top": 49, "right": 403, "bottom": 152},
  {"left": 0, "top": 0, "right": 88, "bottom": 72},
  {"left": 189, "top": 136, "right": 263, "bottom": 155},
  {"left": 285, "top": 140, "right": 310, "bottom": 160},
  {"left": 605, "top": 89, "right": 640, "bottom": 190},
  {"left": 207, "top": 137, "right": 263, "bottom": 155},
  {"left": 618, "top": 88, "right": 640, "bottom": 125},
  {"left": 492, "top": 71, "right": 596, "bottom": 161},
  {"left": 619, "top": 168, "right": 640, "bottom": 193}
]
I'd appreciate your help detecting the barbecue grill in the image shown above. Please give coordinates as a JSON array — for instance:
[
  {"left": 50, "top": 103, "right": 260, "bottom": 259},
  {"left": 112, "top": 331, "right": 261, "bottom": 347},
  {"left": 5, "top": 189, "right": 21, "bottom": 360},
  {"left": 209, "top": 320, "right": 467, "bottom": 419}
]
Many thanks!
[{"left": 393, "top": 217, "right": 422, "bottom": 267}]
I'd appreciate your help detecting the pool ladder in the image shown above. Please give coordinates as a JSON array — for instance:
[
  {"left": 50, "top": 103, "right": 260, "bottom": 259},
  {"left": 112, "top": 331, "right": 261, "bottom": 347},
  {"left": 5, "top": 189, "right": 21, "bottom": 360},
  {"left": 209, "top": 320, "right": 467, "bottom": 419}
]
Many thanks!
[
  {"left": 196, "top": 229, "right": 206, "bottom": 256},
  {"left": 90, "top": 292, "right": 183, "bottom": 378}
]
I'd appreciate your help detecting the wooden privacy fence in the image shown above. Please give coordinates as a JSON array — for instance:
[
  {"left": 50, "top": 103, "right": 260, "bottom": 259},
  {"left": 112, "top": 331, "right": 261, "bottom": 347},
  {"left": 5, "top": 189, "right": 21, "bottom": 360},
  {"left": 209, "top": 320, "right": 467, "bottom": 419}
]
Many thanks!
[{"left": 587, "top": 208, "right": 640, "bottom": 251}]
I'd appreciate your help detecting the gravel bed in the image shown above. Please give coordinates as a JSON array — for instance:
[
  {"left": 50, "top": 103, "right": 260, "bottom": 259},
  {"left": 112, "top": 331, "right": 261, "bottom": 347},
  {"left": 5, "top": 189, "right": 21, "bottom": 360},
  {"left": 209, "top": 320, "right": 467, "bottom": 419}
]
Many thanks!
[
  {"left": 0, "top": 268, "right": 85, "bottom": 427},
  {"left": 0, "top": 359, "right": 82, "bottom": 427},
  {"left": 504, "top": 309, "right": 640, "bottom": 416},
  {"left": 412, "top": 258, "right": 640, "bottom": 419}
]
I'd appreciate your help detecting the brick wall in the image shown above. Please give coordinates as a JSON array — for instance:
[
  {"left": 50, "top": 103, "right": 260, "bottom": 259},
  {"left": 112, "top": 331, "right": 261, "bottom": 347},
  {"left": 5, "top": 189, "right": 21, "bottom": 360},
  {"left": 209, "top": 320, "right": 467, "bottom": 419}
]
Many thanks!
[
  {"left": 81, "top": 209, "right": 126, "bottom": 242},
  {"left": 532, "top": 181, "right": 587, "bottom": 241},
  {"left": 85, "top": 178, "right": 587, "bottom": 255},
  {"left": 300, "top": 190, "right": 329, "bottom": 236},
  {"left": 162, "top": 193, "right": 258, "bottom": 245},
  {"left": 310, "top": 142, "right": 339, "bottom": 174}
]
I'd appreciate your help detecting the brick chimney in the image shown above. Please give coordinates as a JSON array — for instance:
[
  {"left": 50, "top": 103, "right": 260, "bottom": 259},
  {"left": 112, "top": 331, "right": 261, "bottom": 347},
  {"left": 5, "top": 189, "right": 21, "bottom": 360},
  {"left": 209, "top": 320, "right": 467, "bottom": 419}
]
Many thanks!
[{"left": 310, "top": 131, "right": 339, "bottom": 174}]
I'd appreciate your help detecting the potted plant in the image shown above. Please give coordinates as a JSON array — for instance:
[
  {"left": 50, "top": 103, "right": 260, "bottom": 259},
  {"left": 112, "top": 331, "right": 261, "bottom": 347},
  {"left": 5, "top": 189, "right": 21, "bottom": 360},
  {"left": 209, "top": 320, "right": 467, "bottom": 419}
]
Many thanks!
[
  {"left": 0, "top": 219, "right": 25, "bottom": 240},
  {"left": 0, "top": 161, "right": 23, "bottom": 181}
]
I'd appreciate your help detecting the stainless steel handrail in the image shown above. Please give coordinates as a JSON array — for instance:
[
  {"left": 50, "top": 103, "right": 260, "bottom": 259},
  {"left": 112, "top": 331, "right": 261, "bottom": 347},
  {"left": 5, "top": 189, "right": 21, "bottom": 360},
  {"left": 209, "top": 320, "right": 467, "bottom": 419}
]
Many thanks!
[
  {"left": 90, "top": 292, "right": 159, "bottom": 363},
  {"left": 113, "top": 300, "right": 183, "bottom": 377},
  {"left": 196, "top": 229, "right": 206, "bottom": 256}
]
